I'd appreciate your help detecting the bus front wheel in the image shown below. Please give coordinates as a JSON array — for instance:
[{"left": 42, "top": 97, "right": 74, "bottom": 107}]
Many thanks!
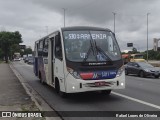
[{"left": 55, "top": 79, "right": 67, "bottom": 98}]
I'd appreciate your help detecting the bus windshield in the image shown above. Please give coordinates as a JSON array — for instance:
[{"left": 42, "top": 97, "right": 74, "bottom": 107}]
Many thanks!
[{"left": 63, "top": 30, "right": 121, "bottom": 62}]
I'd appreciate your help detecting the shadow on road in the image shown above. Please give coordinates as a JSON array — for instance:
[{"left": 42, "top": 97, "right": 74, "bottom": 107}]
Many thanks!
[{"left": 38, "top": 81, "right": 121, "bottom": 103}]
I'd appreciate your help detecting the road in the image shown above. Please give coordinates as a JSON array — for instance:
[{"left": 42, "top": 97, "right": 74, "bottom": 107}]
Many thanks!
[{"left": 12, "top": 61, "right": 160, "bottom": 120}]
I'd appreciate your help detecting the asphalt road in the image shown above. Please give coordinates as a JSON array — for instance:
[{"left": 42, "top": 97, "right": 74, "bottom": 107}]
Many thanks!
[{"left": 12, "top": 61, "right": 160, "bottom": 120}]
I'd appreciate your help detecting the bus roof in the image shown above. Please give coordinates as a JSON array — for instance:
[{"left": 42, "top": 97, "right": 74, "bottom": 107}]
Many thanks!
[{"left": 61, "top": 26, "right": 111, "bottom": 32}]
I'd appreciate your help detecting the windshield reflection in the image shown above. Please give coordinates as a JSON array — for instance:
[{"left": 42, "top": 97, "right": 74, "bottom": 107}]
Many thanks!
[{"left": 63, "top": 30, "right": 121, "bottom": 62}]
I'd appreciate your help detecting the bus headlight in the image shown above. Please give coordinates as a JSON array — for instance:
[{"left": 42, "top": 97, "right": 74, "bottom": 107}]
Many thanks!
[
  {"left": 67, "top": 67, "right": 81, "bottom": 79},
  {"left": 116, "top": 66, "right": 124, "bottom": 77}
]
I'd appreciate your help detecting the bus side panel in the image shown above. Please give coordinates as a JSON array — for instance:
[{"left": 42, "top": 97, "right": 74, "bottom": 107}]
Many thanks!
[
  {"left": 38, "top": 56, "right": 46, "bottom": 83},
  {"left": 34, "top": 57, "right": 38, "bottom": 76},
  {"left": 43, "top": 58, "right": 49, "bottom": 83},
  {"left": 54, "top": 58, "right": 66, "bottom": 92}
]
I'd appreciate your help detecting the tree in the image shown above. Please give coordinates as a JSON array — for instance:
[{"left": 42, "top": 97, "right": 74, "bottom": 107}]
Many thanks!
[
  {"left": 0, "top": 31, "right": 22, "bottom": 62},
  {"left": 142, "top": 49, "right": 160, "bottom": 60},
  {"left": 156, "top": 53, "right": 160, "bottom": 60},
  {"left": 132, "top": 47, "right": 138, "bottom": 54},
  {"left": 23, "top": 48, "right": 33, "bottom": 55},
  {"left": 0, "top": 48, "right": 3, "bottom": 60}
]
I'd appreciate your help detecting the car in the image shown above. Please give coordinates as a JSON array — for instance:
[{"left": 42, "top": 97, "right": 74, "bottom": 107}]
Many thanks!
[
  {"left": 14, "top": 57, "right": 21, "bottom": 61},
  {"left": 27, "top": 56, "right": 34, "bottom": 64},
  {"left": 24, "top": 57, "right": 29, "bottom": 63},
  {"left": 125, "top": 62, "right": 160, "bottom": 78}
]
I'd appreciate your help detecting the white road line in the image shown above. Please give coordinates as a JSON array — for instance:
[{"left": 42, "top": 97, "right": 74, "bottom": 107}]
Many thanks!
[
  {"left": 112, "top": 91, "right": 160, "bottom": 110},
  {"left": 126, "top": 76, "right": 160, "bottom": 83}
]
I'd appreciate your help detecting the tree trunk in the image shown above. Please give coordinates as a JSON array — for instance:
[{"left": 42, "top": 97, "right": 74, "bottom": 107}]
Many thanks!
[
  {"left": 5, "top": 55, "right": 8, "bottom": 63},
  {"left": 4, "top": 43, "right": 9, "bottom": 63}
]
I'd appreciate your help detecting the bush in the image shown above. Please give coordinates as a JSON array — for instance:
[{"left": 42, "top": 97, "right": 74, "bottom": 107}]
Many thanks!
[{"left": 156, "top": 53, "right": 160, "bottom": 60}]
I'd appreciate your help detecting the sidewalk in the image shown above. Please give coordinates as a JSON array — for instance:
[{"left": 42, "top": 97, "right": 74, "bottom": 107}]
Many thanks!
[
  {"left": 0, "top": 62, "right": 42, "bottom": 120},
  {"left": 148, "top": 60, "right": 160, "bottom": 67}
]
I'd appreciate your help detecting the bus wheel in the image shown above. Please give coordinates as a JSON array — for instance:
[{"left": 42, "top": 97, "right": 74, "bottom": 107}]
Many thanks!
[
  {"left": 101, "top": 90, "right": 111, "bottom": 95},
  {"left": 55, "top": 79, "right": 67, "bottom": 98},
  {"left": 39, "top": 71, "right": 45, "bottom": 84}
]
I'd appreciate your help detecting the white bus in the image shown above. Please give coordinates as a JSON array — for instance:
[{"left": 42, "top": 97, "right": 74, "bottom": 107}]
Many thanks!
[{"left": 34, "top": 26, "right": 125, "bottom": 97}]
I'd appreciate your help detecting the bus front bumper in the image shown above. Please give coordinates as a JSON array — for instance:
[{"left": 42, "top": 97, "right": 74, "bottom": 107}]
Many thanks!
[{"left": 65, "top": 72, "right": 125, "bottom": 93}]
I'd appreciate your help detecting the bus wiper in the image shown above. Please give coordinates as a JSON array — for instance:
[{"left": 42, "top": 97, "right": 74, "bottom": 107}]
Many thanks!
[
  {"left": 94, "top": 42, "right": 112, "bottom": 62},
  {"left": 83, "top": 40, "right": 96, "bottom": 62}
]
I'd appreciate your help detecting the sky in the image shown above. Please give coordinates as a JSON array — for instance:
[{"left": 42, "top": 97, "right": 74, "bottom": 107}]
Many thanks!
[{"left": 0, "top": 0, "right": 160, "bottom": 52}]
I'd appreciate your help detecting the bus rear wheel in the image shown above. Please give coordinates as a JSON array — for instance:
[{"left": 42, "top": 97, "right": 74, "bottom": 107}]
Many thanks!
[{"left": 39, "top": 71, "right": 45, "bottom": 84}]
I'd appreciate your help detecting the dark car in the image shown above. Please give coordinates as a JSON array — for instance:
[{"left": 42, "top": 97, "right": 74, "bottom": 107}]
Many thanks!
[
  {"left": 24, "top": 57, "right": 28, "bottom": 63},
  {"left": 125, "top": 62, "right": 160, "bottom": 78}
]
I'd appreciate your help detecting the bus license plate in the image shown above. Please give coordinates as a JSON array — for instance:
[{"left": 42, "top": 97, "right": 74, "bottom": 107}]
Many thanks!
[{"left": 95, "top": 82, "right": 106, "bottom": 86}]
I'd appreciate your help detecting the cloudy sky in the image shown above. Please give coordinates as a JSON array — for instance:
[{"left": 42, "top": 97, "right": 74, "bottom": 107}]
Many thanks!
[{"left": 0, "top": 0, "right": 160, "bottom": 51}]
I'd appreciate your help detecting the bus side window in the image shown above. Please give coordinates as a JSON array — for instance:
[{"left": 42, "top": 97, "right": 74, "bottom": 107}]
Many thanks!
[
  {"left": 34, "top": 42, "right": 38, "bottom": 57},
  {"left": 38, "top": 40, "right": 43, "bottom": 56},
  {"left": 43, "top": 38, "right": 49, "bottom": 57},
  {"left": 55, "top": 33, "right": 62, "bottom": 60}
]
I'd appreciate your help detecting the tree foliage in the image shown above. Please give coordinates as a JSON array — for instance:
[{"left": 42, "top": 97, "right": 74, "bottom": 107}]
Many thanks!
[
  {"left": 122, "top": 48, "right": 160, "bottom": 60},
  {"left": 0, "top": 31, "right": 22, "bottom": 62},
  {"left": 21, "top": 48, "right": 33, "bottom": 55},
  {"left": 142, "top": 49, "right": 160, "bottom": 60},
  {"left": 126, "top": 47, "right": 140, "bottom": 54}
]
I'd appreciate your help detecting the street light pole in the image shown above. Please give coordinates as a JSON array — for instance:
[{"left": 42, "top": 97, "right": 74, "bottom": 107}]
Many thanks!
[
  {"left": 147, "top": 13, "right": 150, "bottom": 62},
  {"left": 62, "top": 8, "right": 66, "bottom": 27},
  {"left": 112, "top": 12, "right": 116, "bottom": 33}
]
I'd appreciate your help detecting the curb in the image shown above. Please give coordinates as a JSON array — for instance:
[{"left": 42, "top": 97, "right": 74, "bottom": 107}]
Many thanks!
[{"left": 9, "top": 63, "right": 62, "bottom": 120}]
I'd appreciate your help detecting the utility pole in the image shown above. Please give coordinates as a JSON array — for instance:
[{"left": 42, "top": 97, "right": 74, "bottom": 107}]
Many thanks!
[
  {"left": 62, "top": 8, "right": 66, "bottom": 27},
  {"left": 147, "top": 13, "right": 150, "bottom": 62},
  {"left": 112, "top": 12, "right": 116, "bottom": 33}
]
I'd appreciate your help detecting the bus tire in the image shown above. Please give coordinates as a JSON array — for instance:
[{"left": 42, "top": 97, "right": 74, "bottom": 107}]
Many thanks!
[
  {"left": 55, "top": 79, "right": 67, "bottom": 98},
  {"left": 101, "top": 90, "right": 111, "bottom": 95},
  {"left": 39, "top": 71, "right": 45, "bottom": 84}
]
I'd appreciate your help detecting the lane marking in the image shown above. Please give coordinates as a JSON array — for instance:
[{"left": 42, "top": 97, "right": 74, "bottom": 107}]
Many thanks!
[
  {"left": 126, "top": 76, "right": 154, "bottom": 82},
  {"left": 126, "top": 76, "right": 160, "bottom": 87},
  {"left": 112, "top": 91, "right": 160, "bottom": 110}
]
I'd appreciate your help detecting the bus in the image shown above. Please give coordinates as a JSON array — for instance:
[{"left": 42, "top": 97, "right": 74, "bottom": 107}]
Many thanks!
[
  {"left": 122, "top": 53, "right": 145, "bottom": 64},
  {"left": 33, "top": 26, "right": 125, "bottom": 97},
  {"left": 130, "top": 54, "right": 145, "bottom": 62}
]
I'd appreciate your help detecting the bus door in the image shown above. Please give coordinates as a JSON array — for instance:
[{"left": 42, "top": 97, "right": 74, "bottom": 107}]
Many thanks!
[
  {"left": 34, "top": 42, "right": 38, "bottom": 76},
  {"left": 47, "top": 36, "right": 55, "bottom": 85},
  {"left": 54, "top": 33, "right": 66, "bottom": 92},
  {"left": 50, "top": 37, "right": 55, "bottom": 84}
]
